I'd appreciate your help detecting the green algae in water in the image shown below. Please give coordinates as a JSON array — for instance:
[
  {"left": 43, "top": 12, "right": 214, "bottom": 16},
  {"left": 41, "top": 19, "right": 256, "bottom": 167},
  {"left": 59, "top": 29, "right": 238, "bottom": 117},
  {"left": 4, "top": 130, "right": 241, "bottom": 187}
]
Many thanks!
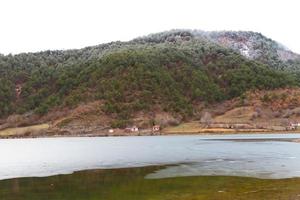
[{"left": 1, "top": 166, "right": 300, "bottom": 200}]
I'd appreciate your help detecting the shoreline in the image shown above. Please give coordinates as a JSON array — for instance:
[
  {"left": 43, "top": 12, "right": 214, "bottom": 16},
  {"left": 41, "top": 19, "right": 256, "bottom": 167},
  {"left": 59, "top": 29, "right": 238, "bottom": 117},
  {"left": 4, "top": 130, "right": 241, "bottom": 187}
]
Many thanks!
[
  {"left": 2, "top": 129, "right": 300, "bottom": 139},
  {"left": 2, "top": 164, "right": 300, "bottom": 182}
]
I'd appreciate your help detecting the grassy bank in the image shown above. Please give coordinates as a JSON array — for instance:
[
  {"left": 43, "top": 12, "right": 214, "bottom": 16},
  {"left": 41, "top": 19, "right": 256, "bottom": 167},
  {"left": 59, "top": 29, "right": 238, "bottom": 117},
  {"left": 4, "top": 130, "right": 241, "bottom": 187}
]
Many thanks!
[
  {"left": 1, "top": 121, "right": 300, "bottom": 139},
  {"left": 0, "top": 124, "right": 50, "bottom": 137},
  {"left": 162, "top": 121, "right": 299, "bottom": 135},
  {"left": 1, "top": 166, "right": 300, "bottom": 200}
]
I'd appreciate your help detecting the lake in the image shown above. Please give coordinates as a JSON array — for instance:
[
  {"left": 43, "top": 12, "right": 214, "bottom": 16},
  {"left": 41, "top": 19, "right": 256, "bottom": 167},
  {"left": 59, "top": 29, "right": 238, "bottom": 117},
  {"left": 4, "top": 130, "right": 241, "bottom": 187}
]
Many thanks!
[{"left": 1, "top": 134, "right": 300, "bottom": 199}]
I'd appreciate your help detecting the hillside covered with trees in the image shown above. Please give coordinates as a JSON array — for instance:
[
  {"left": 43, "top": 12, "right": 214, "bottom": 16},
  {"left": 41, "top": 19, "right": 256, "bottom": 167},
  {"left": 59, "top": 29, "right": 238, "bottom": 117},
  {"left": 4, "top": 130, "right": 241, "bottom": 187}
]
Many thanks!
[{"left": 1, "top": 30, "right": 300, "bottom": 129}]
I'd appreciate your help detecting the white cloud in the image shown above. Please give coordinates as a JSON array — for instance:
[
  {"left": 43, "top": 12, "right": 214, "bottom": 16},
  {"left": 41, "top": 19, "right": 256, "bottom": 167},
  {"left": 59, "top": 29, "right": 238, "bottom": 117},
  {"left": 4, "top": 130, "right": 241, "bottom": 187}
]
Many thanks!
[{"left": 0, "top": 0, "right": 299, "bottom": 54}]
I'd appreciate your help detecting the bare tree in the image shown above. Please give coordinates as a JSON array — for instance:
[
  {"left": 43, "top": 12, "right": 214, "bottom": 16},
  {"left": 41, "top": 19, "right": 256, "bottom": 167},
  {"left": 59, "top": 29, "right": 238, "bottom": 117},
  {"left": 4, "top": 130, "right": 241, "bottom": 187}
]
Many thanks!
[{"left": 200, "top": 112, "right": 212, "bottom": 126}]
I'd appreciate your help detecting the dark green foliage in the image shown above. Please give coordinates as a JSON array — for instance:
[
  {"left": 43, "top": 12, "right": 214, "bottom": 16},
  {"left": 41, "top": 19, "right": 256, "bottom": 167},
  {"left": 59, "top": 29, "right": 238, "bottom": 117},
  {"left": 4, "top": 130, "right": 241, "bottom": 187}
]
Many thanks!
[
  {"left": 0, "top": 30, "right": 299, "bottom": 120},
  {"left": 224, "top": 65, "right": 296, "bottom": 97},
  {"left": 0, "top": 79, "right": 14, "bottom": 116}
]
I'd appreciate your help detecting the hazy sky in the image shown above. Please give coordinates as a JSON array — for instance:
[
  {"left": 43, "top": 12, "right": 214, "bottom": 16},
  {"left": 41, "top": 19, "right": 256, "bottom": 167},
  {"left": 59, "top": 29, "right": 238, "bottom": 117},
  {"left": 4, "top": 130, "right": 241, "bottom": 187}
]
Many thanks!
[{"left": 1, "top": 0, "right": 299, "bottom": 54}]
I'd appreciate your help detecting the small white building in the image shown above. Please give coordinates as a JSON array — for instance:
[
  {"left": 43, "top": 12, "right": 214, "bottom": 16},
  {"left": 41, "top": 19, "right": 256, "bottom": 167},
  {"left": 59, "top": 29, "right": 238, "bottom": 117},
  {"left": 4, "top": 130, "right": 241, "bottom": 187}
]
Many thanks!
[
  {"left": 288, "top": 122, "right": 300, "bottom": 130},
  {"left": 108, "top": 129, "right": 114, "bottom": 133},
  {"left": 125, "top": 126, "right": 139, "bottom": 133},
  {"left": 152, "top": 125, "right": 160, "bottom": 132},
  {"left": 131, "top": 126, "right": 139, "bottom": 132}
]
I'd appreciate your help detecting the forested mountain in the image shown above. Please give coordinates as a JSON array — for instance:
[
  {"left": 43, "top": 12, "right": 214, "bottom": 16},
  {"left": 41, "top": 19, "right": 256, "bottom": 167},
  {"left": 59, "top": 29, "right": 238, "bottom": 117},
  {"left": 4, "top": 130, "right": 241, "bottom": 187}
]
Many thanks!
[
  {"left": 135, "top": 30, "right": 300, "bottom": 70},
  {"left": 1, "top": 30, "right": 300, "bottom": 127}
]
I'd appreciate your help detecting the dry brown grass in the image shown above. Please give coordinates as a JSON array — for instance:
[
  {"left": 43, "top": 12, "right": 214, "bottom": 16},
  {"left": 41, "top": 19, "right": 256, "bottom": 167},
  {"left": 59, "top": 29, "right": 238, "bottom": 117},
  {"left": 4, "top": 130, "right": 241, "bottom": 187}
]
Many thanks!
[
  {"left": 0, "top": 124, "right": 49, "bottom": 137},
  {"left": 214, "top": 106, "right": 256, "bottom": 123},
  {"left": 245, "top": 88, "right": 300, "bottom": 110},
  {"left": 163, "top": 122, "right": 201, "bottom": 133},
  {"left": 162, "top": 120, "right": 269, "bottom": 134}
]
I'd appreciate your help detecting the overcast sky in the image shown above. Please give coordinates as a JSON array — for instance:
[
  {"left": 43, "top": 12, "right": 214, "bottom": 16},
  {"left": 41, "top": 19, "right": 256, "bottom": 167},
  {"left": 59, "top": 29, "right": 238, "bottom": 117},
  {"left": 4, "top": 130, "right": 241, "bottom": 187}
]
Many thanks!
[{"left": 0, "top": 0, "right": 299, "bottom": 54}]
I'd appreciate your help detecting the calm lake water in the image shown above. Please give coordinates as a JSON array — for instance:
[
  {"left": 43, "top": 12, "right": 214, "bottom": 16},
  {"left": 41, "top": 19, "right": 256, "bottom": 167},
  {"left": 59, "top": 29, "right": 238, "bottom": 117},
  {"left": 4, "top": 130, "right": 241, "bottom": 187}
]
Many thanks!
[{"left": 1, "top": 134, "right": 300, "bottom": 199}]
